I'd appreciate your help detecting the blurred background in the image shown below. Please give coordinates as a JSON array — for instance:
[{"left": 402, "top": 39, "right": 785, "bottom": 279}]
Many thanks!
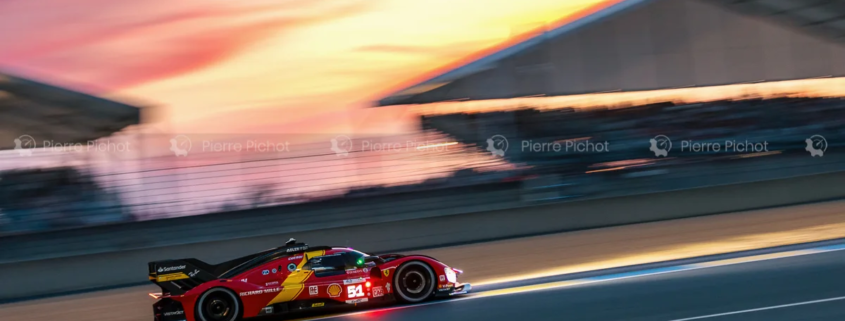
[
  {"left": 1, "top": 0, "right": 844, "bottom": 234},
  {"left": 2, "top": 0, "right": 845, "bottom": 319}
]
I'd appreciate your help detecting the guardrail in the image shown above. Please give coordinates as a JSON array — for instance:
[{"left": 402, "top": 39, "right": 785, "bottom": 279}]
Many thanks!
[{"left": 2, "top": 169, "right": 844, "bottom": 301}]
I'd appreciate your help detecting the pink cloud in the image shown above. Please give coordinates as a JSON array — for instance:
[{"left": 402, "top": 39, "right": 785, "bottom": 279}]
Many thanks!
[{"left": 0, "top": 0, "right": 373, "bottom": 92}]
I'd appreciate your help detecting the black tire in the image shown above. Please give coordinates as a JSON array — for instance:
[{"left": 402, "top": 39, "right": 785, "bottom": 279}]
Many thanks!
[
  {"left": 195, "top": 288, "right": 241, "bottom": 321},
  {"left": 393, "top": 261, "right": 436, "bottom": 303}
]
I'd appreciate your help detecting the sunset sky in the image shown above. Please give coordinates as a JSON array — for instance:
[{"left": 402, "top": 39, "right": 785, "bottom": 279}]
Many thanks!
[{"left": 0, "top": 0, "right": 608, "bottom": 135}]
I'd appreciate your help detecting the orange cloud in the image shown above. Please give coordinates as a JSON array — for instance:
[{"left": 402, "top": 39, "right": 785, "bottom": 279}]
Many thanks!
[
  {"left": 369, "top": 0, "right": 622, "bottom": 103},
  {"left": 0, "top": 0, "right": 374, "bottom": 91},
  {"left": 355, "top": 39, "right": 498, "bottom": 57}
]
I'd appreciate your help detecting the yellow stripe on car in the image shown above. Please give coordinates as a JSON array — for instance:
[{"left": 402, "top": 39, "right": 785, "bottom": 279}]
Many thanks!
[
  {"left": 269, "top": 250, "right": 324, "bottom": 304},
  {"left": 156, "top": 273, "right": 189, "bottom": 282}
]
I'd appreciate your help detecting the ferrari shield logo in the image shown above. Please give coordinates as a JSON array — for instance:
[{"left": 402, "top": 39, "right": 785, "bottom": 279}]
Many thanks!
[{"left": 383, "top": 269, "right": 390, "bottom": 277}]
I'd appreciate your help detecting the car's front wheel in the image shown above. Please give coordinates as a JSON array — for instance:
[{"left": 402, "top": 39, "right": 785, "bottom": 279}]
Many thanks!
[
  {"left": 196, "top": 288, "right": 241, "bottom": 321},
  {"left": 393, "top": 261, "right": 435, "bottom": 303}
]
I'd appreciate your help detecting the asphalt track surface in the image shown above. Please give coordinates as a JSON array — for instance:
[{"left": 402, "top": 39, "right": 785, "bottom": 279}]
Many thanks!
[
  {"left": 308, "top": 246, "right": 845, "bottom": 321},
  {"left": 2, "top": 200, "right": 845, "bottom": 321}
]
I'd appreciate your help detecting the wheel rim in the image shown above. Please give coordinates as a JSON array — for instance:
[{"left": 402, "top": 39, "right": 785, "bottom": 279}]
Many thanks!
[
  {"left": 395, "top": 262, "right": 434, "bottom": 302},
  {"left": 403, "top": 271, "right": 426, "bottom": 294},
  {"left": 207, "top": 298, "right": 231, "bottom": 320},
  {"left": 198, "top": 289, "right": 239, "bottom": 321}
]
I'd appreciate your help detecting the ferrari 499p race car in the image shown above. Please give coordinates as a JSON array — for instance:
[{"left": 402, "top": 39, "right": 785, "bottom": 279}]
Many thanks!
[{"left": 148, "top": 239, "right": 470, "bottom": 321}]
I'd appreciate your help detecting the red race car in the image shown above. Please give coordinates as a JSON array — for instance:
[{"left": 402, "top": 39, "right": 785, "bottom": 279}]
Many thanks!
[{"left": 148, "top": 239, "right": 470, "bottom": 321}]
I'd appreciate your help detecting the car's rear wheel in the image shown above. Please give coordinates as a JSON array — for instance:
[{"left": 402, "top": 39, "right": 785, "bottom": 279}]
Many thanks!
[
  {"left": 393, "top": 261, "right": 435, "bottom": 303},
  {"left": 196, "top": 288, "right": 241, "bottom": 321}
]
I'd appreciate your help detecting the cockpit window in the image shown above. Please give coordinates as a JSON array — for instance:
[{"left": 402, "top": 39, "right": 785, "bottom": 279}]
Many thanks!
[
  {"left": 302, "top": 253, "right": 347, "bottom": 277},
  {"left": 302, "top": 250, "right": 368, "bottom": 277}
]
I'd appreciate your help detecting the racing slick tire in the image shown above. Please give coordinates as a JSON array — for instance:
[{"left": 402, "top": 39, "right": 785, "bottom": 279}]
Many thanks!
[
  {"left": 196, "top": 288, "right": 242, "bottom": 321},
  {"left": 393, "top": 261, "right": 436, "bottom": 303}
]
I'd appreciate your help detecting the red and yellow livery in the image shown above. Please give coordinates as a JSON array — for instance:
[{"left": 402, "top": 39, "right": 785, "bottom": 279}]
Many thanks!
[{"left": 148, "top": 239, "right": 470, "bottom": 321}]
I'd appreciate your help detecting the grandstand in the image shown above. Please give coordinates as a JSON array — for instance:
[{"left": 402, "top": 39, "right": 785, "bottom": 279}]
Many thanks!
[
  {"left": 0, "top": 72, "right": 141, "bottom": 150},
  {"left": 377, "top": 0, "right": 845, "bottom": 107},
  {"left": 0, "top": 72, "right": 142, "bottom": 233},
  {"left": 374, "top": 0, "right": 845, "bottom": 175}
]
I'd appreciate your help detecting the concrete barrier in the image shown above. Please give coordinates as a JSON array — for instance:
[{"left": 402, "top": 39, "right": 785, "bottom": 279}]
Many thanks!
[
  {"left": 0, "top": 182, "right": 524, "bottom": 263},
  {"left": 2, "top": 170, "right": 844, "bottom": 301}
]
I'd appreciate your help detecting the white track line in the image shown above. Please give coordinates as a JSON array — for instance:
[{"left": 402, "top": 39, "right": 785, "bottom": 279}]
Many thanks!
[{"left": 669, "top": 296, "right": 845, "bottom": 321}]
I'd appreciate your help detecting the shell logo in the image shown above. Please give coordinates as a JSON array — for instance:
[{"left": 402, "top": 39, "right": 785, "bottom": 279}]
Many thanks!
[{"left": 327, "top": 283, "right": 342, "bottom": 297}]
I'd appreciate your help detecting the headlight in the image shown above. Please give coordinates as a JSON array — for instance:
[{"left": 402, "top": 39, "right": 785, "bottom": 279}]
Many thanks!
[{"left": 444, "top": 267, "right": 457, "bottom": 283}]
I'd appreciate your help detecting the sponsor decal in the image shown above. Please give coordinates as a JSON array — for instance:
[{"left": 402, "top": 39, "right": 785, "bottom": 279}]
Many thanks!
[
  {"left": 156, "top": 273, "right": 188, "bottom": 282},
  {"left": 188, "top": 269, "right": 200, "bottom": 277},
  {"left": 385, "top": 283, "right": 391, "bottom": 293},
  {"left": 439, "top": 284, "right": 454, "bottom": 289},
  {"left": 287, "top": 263, "right": 297, "bottom": 272},
  {"left": 239, "top": 287, "right": 281, "bottom": 297},
  {"left": 345, "top": 298, "right": 368, "bottom": 304},
  {"left": 272, "top": 268, "right": 278, "bottom": 273},
  {"left": 288, "top": 255, "right": 303, "bottom": 261},
  {"left": 363, "top": 268, "right": 369, "bottom": 273},
  {"left": 262, "top": 306, "right": 273, "bottom": 314},
  {"left": 265, "top": 281, "right": 279, "bottom": 287},
  {"left": 347, "top": 284, "right": 365, "bottom": 298},
  {"left": 439, "top": 275, "right": 446, "bottom": 282},
  {"left": 327, "top": 283, "right": 342, "bottom": 297},
  {"left": 343, "top": 278, "right": 366, "bottom": 285},
  {"left": 372, "top": 286, "right": 384, "bottom": 298},
  {"left": 262, "top": 270, "right": 270, "bottom": 276},
  {"left": 311, "top": 302, "right": 325, "bottom": 308},
  {"left": 309, "top": 285, "right": 318, "bottom": 296},
  {"left": 383, "top": 270, "right": 390, "bottom": 277},
  {"left": 286, "top": 245, "right": 308, "bottom": 253},
  {"left": 346, "top": 268, "right": 365, "bottom": 275},
  {"left": 239, "top": 278, "right": 248, "bottom": 283},
  {"left": 157, "top": 265, "right": 186, "bottom": 273},
  {"left": 163, "top": 310, "right": 184, "bottom": 317}
]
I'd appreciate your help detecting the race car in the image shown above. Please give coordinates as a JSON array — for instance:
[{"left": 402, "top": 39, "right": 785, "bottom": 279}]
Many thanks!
[{"left": 148, "top": 239, "right": 470, "bottom": 321}]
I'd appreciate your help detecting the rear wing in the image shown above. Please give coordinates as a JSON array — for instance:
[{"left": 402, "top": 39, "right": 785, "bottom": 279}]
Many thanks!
[
  {"left": 147, "top": 240, "right": 326, "bottom": 297},
  {"left": 148, "top": 259, "right": 217, "bottom": 296}
]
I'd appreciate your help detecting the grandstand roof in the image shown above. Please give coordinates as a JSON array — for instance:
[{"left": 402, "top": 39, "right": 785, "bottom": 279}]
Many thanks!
[
  {"left": 711, "top": 0, "right": 845, "bottom": 40},
  {"left": 0, "top": 72, "right": 141, "bottom": 150},
  {"left": 376, "top": 0, "right": 845, "bottom": 107}
]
